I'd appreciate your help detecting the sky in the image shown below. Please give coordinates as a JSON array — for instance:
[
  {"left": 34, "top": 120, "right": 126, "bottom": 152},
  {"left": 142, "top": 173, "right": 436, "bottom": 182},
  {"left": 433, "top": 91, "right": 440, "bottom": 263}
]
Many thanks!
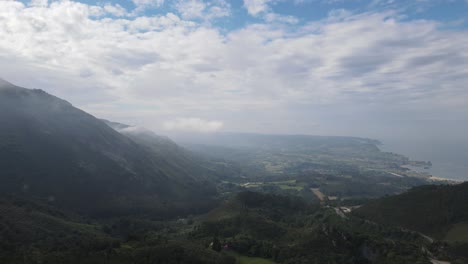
[{"left": 0, "top": 0, "right": 468, "bottom": 141}]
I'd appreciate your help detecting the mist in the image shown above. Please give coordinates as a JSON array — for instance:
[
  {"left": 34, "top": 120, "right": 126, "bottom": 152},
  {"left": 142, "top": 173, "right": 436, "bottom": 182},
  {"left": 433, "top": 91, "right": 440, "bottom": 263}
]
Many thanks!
[
  {"left": 1, "top": 1, "right": 467, "bottom": 147},
  {"left": 1, "top": 0, "right": 467, "bottom": 179},
  {"left": 2, "top": 1, "right": 468, "bottom": 262}
]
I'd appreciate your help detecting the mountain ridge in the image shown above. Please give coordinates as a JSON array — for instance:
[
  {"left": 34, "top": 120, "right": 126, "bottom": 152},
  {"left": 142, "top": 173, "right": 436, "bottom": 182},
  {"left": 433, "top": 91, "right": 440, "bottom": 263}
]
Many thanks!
[{"left": 0, "top": 81, "right": 216, "bottom": 217}]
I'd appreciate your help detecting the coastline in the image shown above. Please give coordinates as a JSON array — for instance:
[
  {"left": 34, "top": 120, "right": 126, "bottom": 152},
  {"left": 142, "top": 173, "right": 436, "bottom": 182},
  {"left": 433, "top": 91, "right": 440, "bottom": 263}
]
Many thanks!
[
  {"left": 381, "top": 139, "right": 468, "bottom": 182},
  {"left": 400, "top": 164, "right": 465, "bottom": 184},
  {"left": 428, "top": 175, "right": 465, "bottom": 184}
]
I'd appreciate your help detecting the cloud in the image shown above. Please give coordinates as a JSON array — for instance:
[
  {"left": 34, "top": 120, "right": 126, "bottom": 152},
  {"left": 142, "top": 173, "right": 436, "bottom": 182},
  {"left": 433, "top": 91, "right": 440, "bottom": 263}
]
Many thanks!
[
  {"left": 264, "top": 12, "right": 299, "bottom": 24},
  {"left": 175, "top": 0, "right": 206, "bottom": 19},
  {"left": 29, "top": 0, "right": 48, "bottom": 7},
  {"left": 242, "top": 0, "right": 298, "bottom": 25},
  {"left": 132, "top": 0, "right": 165, "bottom": 10},
  {"left": 103, "top": 4, "right": 128, "bottom": 17},
  {"left": 243, "top": 0, "right": 271, "bottom": 16},
  {"left": 174, "top": 0, "right": 230, "bottom": 20},
  {"left": 119, "top": 126, "right": 152, "bottom": 134},
  {"left": 163, "top": 118, "right": 224, "bottom": 132},
  {"left": 0, "top": 1, "right": 467, "bottom": 138}
]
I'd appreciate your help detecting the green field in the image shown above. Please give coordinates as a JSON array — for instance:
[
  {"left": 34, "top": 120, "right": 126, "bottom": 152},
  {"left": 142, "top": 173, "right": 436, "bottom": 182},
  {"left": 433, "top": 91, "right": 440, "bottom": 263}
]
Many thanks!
[
  {"left": 445, "top": 222, "right": 468, "bottom": 242},
  {"left": 277, "top": 184, "right": 303, "bottom": 191},
  {"left": 226, "top": 251, "right": 277, "bottom": 264}
]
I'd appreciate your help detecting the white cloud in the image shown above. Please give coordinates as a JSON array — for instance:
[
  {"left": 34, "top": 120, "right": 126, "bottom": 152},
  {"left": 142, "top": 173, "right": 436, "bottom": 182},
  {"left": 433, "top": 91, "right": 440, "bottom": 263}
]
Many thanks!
[
  {"left": 243, "top": 0, "right": 298, "bottom": 24},
  {"left": 243, "top": 0, "right": 271, "bottom": 16},
  {"left": 132, "top": 0, "right": 165, "bottom": 12},
  {"left": 174, "top": 0, "right": 230, "bottom": 20},
  {"left": 119, "top": 126, "right": 152, "bottom": 134},
  {"left": 163, "top": 118, "right": 224, "bottom": 132},
  {"left": 0, "top": 1, "right": 467, "bottom": 138},
  {"left": 207, "top": 4, "right": 230, "bottom": 19},
  {"left": 264, "top": 12, "right": 299, "bottom": 24},
  {"left": 29, "top": 0, "right": 48, "bottom": 7},
  {"left": 103, "top": 4, "right": 127, "bottom": 17},
  {"left": 133, "top": 0, "right": 165, "bottom": 7},
  {"left": 175, "top": 0, "right": 206, "bottom": 19}
]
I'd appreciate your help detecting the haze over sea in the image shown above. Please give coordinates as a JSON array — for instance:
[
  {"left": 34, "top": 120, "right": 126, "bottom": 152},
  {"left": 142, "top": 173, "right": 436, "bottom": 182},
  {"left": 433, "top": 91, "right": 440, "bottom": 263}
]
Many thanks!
[{"left": 381, "top": 139, "right": 468, "bottom": 181}]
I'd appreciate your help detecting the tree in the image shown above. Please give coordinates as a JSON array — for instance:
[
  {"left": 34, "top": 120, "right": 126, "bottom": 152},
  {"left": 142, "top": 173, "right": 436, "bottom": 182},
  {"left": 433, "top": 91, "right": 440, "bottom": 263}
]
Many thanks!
[{"left": 211, "top": 237, "right": 222, "bottom": 252}]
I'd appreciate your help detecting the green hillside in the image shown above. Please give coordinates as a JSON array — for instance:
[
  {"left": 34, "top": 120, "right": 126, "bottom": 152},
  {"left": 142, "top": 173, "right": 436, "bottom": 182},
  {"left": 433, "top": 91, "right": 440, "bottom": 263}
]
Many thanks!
[
  {"left": 0, "top": 81, "right": 216, "bottom": 217},
  {"left": 0, "top": 195, "right": 117, "bottom": 263},
  {"left": 1, "top": 80, "right": 465, "bottom": 264},
  {"left": 103, "top": 120, "right": 222, "bottom": 184},
  {"left": 190, "top": 191, "right": 438, "bottom": 264},
  {"left": 0, "top": 194, "right": 237, "bottom": 264},
  {"left": 354, "top": 182, "right": 468, "bottom": 239}
]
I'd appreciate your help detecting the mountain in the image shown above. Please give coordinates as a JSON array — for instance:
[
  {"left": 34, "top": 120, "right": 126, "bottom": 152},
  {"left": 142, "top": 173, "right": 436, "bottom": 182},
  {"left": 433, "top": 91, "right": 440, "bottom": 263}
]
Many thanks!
[
  {"left": 102, "top": 120, "right": 221, "bottom": 184},
  {"left": 191, "top": 191, "right": 438, "bottom": 264},
  {"left": 0, "top": 194, "right": 237, "bottom": 264},
  {"left": 354, "top": 182, "right": 468, "bottom": 241},
  {"left": 0, "top": 80, "right": 216, "bottom": 217},
  {"left": 0, "top": 195, "right": 119, "bottom": 263}
]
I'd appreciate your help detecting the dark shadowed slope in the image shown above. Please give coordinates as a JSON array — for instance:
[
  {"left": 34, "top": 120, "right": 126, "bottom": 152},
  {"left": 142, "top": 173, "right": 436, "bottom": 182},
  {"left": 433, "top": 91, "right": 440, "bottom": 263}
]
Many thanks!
[
  {"left": 103, "top": 120, "right": 221, "bottom": 184},
  {"left": 354, "top": 182, "right": 468, "bottom": 240},
  {"left": 0, "top": 195, "right": 118, "bottom": 263},
  {"left": 192, "top": 191, "right": 435, "bottom": 263},
  {"left": 0, "top": 195, "right": 235, "bottom": 264},
  {"left": 0, "top": 80, "right": 216, "bottom": 217}
]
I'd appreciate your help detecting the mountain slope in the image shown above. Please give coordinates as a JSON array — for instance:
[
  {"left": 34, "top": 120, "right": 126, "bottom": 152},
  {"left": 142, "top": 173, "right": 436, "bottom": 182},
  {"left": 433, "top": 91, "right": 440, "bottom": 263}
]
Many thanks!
[
  {"left": 0, "top": 195, "right": 118, "bottom": 263},
  {"left": 103, "top": 120, "right": 221, "bottom": 184},
  {"left": 0, "top": 80, "right": 215, "bottom": 217},
  {"left": 192, "top": 191, "right": 436, "bottom": 264},
  {"left": 354, "top": 182, "right": 468, "bottom": 240},
  {"left": 0, "top": 194, "right": 238, "bottom": 264}
]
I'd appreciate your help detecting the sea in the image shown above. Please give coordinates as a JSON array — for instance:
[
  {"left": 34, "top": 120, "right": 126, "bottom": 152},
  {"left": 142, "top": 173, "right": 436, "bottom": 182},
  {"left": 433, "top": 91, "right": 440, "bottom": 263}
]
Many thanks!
[{"left": 380, "top": 138, "right": 468, "bottom": 181}]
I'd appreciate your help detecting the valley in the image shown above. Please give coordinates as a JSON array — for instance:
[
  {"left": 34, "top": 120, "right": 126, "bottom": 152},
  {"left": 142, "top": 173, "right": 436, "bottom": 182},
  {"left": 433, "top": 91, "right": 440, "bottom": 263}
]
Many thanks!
[
  {"left": 1, "top": 0, "right": 467, "bottom": 263},
  {"left": 1, "top": 81, "right": 467, "bottom": 264}
]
